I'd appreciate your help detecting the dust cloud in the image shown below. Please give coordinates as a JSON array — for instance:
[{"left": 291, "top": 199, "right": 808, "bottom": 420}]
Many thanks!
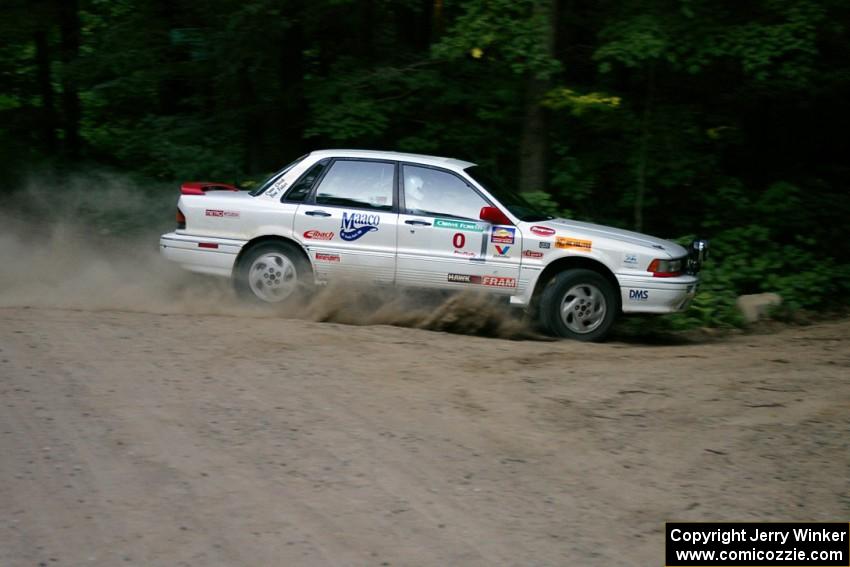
[{"left": 0, "top": 172, "right": 535, "bottom": 339}]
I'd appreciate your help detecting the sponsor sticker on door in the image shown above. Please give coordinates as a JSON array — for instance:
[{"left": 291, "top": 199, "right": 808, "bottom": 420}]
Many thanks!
[
  {"left": 303, "top": 230, "right": 334, "bottom": 240},
  {"left": 447, "top": 274, "right": 517, "bottom": 288},
  {"left": 435, "top": 218, "right": 485, "bottom": 232},
  {"left": 340, "top": 212, "right": 380, "bottom": 241},
  {"left": 491, "top": 227, "right": 516, "bottom": 244}
]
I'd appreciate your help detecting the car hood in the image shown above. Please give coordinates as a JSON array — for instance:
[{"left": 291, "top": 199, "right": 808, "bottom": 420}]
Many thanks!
[{"left": 535, "top": 218, "right": 687, "bottom": 258}]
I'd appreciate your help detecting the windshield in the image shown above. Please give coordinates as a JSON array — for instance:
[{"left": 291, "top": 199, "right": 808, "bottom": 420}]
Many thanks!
[
  {"left": 250, "top": 154, "right": 308, "bottom": 196},
  {"left": 464, "top": 166, "right": 553, "bottom": 222}
]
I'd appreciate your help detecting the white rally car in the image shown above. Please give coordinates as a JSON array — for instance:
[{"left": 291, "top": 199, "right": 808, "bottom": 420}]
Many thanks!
[{"left": 160, "top": 149, "right": 708, "bottom": 341}]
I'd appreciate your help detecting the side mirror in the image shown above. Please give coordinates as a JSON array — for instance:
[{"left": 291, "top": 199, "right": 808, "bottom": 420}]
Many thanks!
[{"left": 479, "top": 206, "right": 513, "bottom": 226}]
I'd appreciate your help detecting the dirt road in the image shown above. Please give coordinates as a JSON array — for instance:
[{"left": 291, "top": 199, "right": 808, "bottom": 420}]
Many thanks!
[{"left": 1, "top": 307, "right": 848, "bottom": 566}]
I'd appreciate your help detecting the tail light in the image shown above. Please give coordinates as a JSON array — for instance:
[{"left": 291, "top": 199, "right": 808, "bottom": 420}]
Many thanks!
[
  {"left": 176, "top": 207, "right": 186, "bottom": 229},
  {"left": 647, "top": 258, "right": 684, "bottom": 277}
]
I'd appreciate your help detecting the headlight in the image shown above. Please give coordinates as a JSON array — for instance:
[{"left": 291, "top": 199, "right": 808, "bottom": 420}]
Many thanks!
[{"left": 647, "top": 258, "right": 684, "bottom": 277}]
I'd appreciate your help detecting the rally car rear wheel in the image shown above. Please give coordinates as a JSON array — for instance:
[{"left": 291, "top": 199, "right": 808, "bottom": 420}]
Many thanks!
[
  {"left": 235, "top": 242, "right": 311, "bottom": 304},
  {"left": 540, "top": 269, "right": 618, "bottom": 342}
]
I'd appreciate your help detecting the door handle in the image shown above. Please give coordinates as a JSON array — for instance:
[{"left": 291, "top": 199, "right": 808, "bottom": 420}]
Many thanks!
[
  {"left": 305, "top": 210, "right": 331, "bottom": 217},
  {"left": 405, "top": 219, "right": 431, "bottom": 226}
]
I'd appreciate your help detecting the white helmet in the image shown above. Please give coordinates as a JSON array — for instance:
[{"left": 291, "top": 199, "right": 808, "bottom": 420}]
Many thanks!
[{"left": 406, "top": 174, "right": 424, "bottom": 202}]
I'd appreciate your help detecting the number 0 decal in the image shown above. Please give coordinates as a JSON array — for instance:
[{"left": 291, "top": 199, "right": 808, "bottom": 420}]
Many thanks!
[{"left": 453, "top": 233, "right": 466, "bottom": 248}]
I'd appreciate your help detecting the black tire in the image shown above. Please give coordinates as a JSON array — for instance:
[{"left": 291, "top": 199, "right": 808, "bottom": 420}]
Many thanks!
[
  {"left": 539, "top": 268, "right": 619, "bottom": 342},
  {"left": 234, "top": 242, "right": 313, "bottom": 305}
]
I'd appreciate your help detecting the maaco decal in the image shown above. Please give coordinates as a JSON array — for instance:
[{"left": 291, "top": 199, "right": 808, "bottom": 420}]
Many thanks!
[
  {"left": 523, "top": 250, "right": 543, "bottom": 258},
  {"left": 340, "top": 212, "right": 380, "bottom": 241}
]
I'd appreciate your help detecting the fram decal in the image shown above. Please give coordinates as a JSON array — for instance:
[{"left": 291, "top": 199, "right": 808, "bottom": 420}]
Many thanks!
[
  {"left": 624, "top": 253, "right": 638, "bottom": 265},
  {"left": 447, "top": 273, "right": 517, "bottom": 288},
  {"left": 491, "top": 227, "right": 516, "bottom": 244},
  {"left": 340, "top": 212, "right": 380, "bottom": 241},
  {"left": 482, "top": 276, "right": 516, "bottom": 288},
  {"left": 494, "top": 245, "right": 511, "bottom": 256},
  {"left": 205, "top": 209, "right": 240, "bottom": 218},
  {"left": 530, "top": 226, "right": 556, "bottom": 236},
  {"left": 539, "top": 241, "right": 551, "bottom": 249},
  {"left": 523, "top": 250, "right": 543, "bottom": 258},
  {"left": 315, "top": 252, "right": 340, "bottom": 263},
  {"left": 556, "top": 236, "right": 592, "bottom": 251},
  {"left": 435, "top": 219, "right": 485, "bottom": 232},
  {"left": 629, "top": 289, "right": 649, "bottom": 301},
  {"left": 303, "top": 230, "right": 334, "bottom": 240}
]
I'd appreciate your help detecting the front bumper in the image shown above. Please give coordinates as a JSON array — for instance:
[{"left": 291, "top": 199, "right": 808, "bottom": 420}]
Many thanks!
[
  {"left": 618, "top": 274, "right": 699, "bottom": 314},
  {"left": 159, "top": 232, "right": 245, "bottom": 277}
]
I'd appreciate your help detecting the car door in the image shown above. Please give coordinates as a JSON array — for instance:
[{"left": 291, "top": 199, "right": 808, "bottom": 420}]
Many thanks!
[
  {"left": 396, "top": 164, "right": 521, "bottom": 293},
  {"left": 293, "top": 159, "right": 398, "bottom": 284}
]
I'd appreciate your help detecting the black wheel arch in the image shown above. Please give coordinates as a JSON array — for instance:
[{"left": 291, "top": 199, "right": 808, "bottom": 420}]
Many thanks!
[
  {"left": 233, "top": 235, "right": 313, "bottom": 276},
  {"left": 531, "top": 256, "right": 622, "bottom": 314}
]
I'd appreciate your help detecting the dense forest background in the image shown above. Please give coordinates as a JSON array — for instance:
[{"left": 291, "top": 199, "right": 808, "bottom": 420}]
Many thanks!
[{"left": 2, "top": 0, "right": 849, "bottom": 327}]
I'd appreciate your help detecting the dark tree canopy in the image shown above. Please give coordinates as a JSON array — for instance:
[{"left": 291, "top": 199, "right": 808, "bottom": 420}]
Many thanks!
[{"left": 1, "top": 0, "right": 848, "bottom": 325}]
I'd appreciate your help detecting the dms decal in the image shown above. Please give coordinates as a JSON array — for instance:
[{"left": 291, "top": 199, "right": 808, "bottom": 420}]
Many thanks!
[
  {"left": 556, "top": 236, "right": 592, "bottom": 251},
  {"left": 629, "top": 289, "right": 649, "bottom": 301},
  {"left": 539, "top": 241, "right": 551, "bottom": 249},
  {"left": 491, "top": 227, "right": 516, "bottom": 244},
  {"left": 303, "top": 230, "right": 334, "bottom": 240},
  {"left": 523, "top": 250, "right": 544, "bottom": 258},
  {"left": 530, "top": 226, "right": 556, "bottom": 237},
  {"left": 205, "top": 209, "right": 240, "bottom": 218},
  {"left": 340, "top": 212, "right": 380, "bottom": 241},
  {"left": 624, "top": 253, "right": 638, "bottom": 265},
  {"left": 315, "top": 252, "right": 340, "bottom": 263},
  {"left": 494, "top": 245, "right": 511, "bottom": 256}
]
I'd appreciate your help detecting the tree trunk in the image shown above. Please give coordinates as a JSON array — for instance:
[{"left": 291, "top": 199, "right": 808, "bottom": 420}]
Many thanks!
[
  {"left": 518, "top": 0, "right": 557, "bottom": 193},
  {"left": 58, "top": 0, "right": 81, "bottom": 158},
  {"left": 34, "top": 29, "right": 57, "bottom": 155},
  {"left": 633, "top": 65, "right": 655, "bottom": 232}
]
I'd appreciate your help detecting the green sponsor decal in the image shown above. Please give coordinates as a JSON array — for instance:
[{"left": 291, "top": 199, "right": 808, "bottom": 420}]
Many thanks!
[{"left": 434, "top": 218, "right": 485, "bottom": 232}]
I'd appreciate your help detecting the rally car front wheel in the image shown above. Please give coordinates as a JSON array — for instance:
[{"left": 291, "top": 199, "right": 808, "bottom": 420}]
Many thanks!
[
  {"left": 539, "top": 269, "right": 618, "bottom": 342},
  {"left": 234, "top": 242, "right": 312, "bottom": 304}
]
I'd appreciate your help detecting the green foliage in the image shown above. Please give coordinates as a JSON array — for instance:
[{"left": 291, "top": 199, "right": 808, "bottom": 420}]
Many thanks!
[
  {"left": 433, "top": 0, "right": 560, "bottom": 79},
  {"left": 1, "top": 0, "right": 848, "bottom": 335}
]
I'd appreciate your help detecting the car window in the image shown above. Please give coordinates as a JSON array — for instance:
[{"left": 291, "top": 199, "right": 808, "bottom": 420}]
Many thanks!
[
  {"left": 403, "top": 165, "right": 489, "bottom": 220},
  {"left": 314, "top": 160, "right": 394, "bottom": 211},
  {"left": 283, "top": 159, "right": 329, "bottom": 203},
  {"left": 251, "top": 154, "right": 307, "bottom": 196}
]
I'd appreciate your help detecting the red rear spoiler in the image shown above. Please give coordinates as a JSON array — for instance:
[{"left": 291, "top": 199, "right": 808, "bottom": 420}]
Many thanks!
[{"left": 181, "top": 181, "right": 240, "bottom": 196}]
